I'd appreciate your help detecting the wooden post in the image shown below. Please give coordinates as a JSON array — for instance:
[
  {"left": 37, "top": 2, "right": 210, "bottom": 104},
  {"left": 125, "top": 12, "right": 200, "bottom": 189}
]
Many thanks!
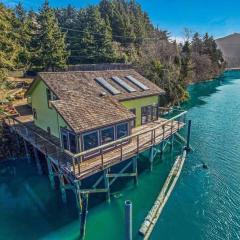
[
  {"left": 46, "top": 156, "right": 55, "bottom": 189},
  {"left": 59, "top": 172, "right": 67, "bottom": 203},
  {"left": 75, "top": 180, "right": 81, "bottom": 210},
  {"left": 79, "top": 193, "right": 89, "bottom": 239},
  {"left": 149, "top": 146, "right": 154, "bottom": 172},
  {"left": 104, "top": 169, "right": 110, "bottom": 202},
  {"left": 132, "top": 156, "right": 138, "bottom": 185},
  {"left": 125, "top": 200, "right": 133, "bottom": 240},
  {"left": 100, "top": 148, "right": 104, "bottom": 168},
  {"left": 75, "top": 181, "right": 88, "bottom": 239},
  {"left": 160, "top": 140, "right": 164, "bottom": 160},
  {"left": 33, "top": 147, "right": 43, "bottom": 175},
  {"left": 23, "top": 140, "right": 31, "bottom": 164},
  {"left": 170, "top": 134, "right": 175, "bottom": 152}
]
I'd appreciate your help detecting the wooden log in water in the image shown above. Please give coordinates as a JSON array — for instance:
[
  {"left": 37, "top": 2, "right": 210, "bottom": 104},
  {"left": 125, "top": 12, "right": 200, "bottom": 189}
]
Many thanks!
[{"left": 139, "top": 150, "right": 187, "bottom": 239}]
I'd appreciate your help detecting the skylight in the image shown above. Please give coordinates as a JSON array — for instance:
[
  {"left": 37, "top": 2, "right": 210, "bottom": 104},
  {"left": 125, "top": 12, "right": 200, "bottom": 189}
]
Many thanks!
[
  {"left": 111, "top": 76, "right": 136, "bottom": 93},
  {"left": 126, "top": 75, "right": 150, "bottom": 91},
  {"left": 95, "top": 77, "right": 121, "bottom": 95}
]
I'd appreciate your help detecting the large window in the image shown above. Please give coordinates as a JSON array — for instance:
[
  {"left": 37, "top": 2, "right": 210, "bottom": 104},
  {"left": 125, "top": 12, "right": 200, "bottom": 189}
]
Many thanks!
[
  {"left": 141, "top": 106, "right": 153, "bottom": 125},
  {"left": 46, "top": 88, "right": 58, "bottom": 108},
  {"left": 61, "top": 130, "right": 69, "bottom": 150},
  {"left": 101, "top": 126, "right": 114, "bottom": 145},
  {"left": 69, "top": 132, "right": 77, "bottom": 153},
  {"left": 116, "top": 123, "right": 129, "bottom": 139},
  {"left": 61, "top": 129, "right": 77, "bottom": 153},
  {"left": 83, "top": 131, "right": 99, "bottom": 151}
]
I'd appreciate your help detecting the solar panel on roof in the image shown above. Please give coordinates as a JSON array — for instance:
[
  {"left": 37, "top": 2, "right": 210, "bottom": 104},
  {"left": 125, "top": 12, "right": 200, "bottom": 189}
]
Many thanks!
[
  {"left": 111, "top": 76, "right": 136, "bottom": 93},
  {"left": 95, "top": 77, "right": 121, "bottom": 95},
  {"left": 126, "top": 75, "right": 150, "bottom": 91}
]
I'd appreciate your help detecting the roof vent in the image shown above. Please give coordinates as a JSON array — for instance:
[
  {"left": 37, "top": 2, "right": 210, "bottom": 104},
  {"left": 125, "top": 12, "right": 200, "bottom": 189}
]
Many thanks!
[{"left": 99, "top": 91, "right": 107, "bottom": 97}]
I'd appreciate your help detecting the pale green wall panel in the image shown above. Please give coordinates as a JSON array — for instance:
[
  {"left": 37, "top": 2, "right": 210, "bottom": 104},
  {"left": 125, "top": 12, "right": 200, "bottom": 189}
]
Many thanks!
[
  {"left": 121, "top": 95, "right": 159, "bottom": 126},
  {"left": 31, "top": 80, "right": 69, "bottom": 139}
]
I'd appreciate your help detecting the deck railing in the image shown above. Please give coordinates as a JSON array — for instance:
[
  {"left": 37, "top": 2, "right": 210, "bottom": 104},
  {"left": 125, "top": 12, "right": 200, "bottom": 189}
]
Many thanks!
[
  {"left": 3, "top": 108, "right": 187, "bottom": 178},
  {"left": 66, "top": 110, "right": 187, "bottom": 177}
]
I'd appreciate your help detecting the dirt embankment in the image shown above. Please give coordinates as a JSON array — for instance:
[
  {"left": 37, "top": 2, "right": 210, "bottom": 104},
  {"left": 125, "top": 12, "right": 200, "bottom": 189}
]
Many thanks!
[{"left": 0, "top": 76, "right": 33, "bottom": 160}]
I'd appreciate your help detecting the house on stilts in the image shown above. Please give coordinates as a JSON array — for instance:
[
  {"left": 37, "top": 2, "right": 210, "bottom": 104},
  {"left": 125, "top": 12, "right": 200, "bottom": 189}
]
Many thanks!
[{"left": 4, "top": 64, "right": 190, "bottom": 238}]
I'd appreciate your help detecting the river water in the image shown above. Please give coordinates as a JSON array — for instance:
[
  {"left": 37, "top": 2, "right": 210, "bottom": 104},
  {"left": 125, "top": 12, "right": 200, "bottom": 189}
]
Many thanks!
[{"left": 0, "top": 70, "right": 240, "bottom": 240}]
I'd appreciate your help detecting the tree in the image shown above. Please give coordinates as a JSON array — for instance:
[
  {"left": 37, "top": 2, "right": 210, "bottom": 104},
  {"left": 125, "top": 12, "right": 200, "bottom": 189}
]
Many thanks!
[
  {"left": 68, "top": 6, "right": 116, "bottom": 64},
  {"left": 0, "top": 4, "right": 20, "bottom": 82},
  {"left": 37, "top": 1, "right": 68, "bottom": 70}
]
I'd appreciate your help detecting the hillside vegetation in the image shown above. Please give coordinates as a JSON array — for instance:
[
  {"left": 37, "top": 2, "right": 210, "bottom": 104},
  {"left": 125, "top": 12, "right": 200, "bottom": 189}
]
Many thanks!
[
  {"left": 0, "top": 0, "right": 225, "bottom": 105},
  {"left": 216, "top": 33, "right": 240, "bottom": 68}
]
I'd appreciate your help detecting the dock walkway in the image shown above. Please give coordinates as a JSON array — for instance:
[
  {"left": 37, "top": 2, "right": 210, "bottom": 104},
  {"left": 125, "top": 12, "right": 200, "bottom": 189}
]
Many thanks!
[{"left": 5, "top": 105, "right": 186, "bottom": 180}]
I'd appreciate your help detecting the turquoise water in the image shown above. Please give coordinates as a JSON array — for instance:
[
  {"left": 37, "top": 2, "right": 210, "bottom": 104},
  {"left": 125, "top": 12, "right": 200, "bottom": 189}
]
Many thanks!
[{"left": 1, "top": 70, "right": 240, "bottom": 240}]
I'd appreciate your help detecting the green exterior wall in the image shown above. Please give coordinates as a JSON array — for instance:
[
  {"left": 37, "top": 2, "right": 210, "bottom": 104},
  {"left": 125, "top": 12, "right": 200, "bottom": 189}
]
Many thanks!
[
  {"left": 29, "top": 79, "right": 159, "bottom": 139},
  {"left": 30, "top": 80, "right": 69, "bottom": 139},
  {"left": 121, "top": 95, "right": 159, "bottom": 127}
]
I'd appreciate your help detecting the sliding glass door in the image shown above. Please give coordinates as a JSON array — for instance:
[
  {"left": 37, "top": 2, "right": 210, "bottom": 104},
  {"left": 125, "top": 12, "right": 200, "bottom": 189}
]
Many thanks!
[{"left": 141, "top": 105, "right": 158, "bottom": 125}]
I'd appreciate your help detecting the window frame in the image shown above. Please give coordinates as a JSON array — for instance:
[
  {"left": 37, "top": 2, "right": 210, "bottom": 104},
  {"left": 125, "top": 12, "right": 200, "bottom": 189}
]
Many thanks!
[
  {"left": 60, "top": 127, "right": 78, "bottom": 154},
  {"left": 32, "top": 108, "right": 37, "bottom": 120},
  {"left": 129, "top": 108, "right": 136, "bottom": 128},
  {"left": 82, "top": 130, "right": 100, "bottom": 156},
  {"left": 141, "top": 105, "right": 153, "bottom": 125},
  {"left": 100, "top": 126, "right": 115, "bottom": 145},
  {"left": 116, "top": 122, "right": 129, "bottom": 140},
  {"left": 46, "top": 88, "right": 58, "bottom": 109}
]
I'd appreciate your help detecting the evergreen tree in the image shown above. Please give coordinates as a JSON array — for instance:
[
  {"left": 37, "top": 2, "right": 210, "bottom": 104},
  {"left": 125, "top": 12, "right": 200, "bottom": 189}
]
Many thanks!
[
  {"left": 0, "top": 4, "right": 20, "bottom": 82},
  {"left": 37, "top": 1, "right": 68, "bottom": 70},
  {"left": 69, "top": 6, "right": 116, "bottom": 63}
]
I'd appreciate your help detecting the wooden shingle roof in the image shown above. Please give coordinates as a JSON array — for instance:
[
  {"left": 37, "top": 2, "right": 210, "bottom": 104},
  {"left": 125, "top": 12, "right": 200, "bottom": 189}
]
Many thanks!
[{"left": 34, "top": 69, "right": 164, "bottom": 133}]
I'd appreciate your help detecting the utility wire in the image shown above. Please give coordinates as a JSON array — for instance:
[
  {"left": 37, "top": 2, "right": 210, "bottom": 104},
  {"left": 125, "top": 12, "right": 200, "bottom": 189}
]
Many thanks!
[{"left": 61, "top": 27, "right": 165, "bottom": 41}]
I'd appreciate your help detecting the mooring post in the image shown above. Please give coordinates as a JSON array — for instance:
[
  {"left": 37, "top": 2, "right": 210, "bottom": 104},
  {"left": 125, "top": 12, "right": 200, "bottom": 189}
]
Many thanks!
[
  {"left": 104, "top": 169, "right": 110, "bottom": 202},
  {"left": 132, "top": 157, "right": 138, "bottom": 185},
  {"left": 185, "top": 120, "right": 192, "bottom": 153},
  {"left": 79, "top": 193, "right": 89, "bottom": 239},
  {"left": 46, "top": 156, "right": 55, "bottom": 189},
  {"left": 125, "top": 200, "right": 133, "bottom": 240},
  {"left": 33, "top": 147, "right": 43, "bottom": 175},
  {"left": 23, "top": 140, "right": 31, "bottom": 163}
]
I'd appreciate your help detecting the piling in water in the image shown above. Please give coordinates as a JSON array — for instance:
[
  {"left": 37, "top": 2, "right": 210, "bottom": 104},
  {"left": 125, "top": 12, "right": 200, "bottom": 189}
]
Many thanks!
[{"left": 125, "top": 200, "right": 132, "bottom": 240}]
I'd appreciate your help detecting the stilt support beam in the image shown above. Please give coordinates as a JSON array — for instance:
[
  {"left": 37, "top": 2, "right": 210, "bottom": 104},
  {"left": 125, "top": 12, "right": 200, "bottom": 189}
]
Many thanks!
[
  {"left": 149, "top": 147, "right": 154, "bottom": 171},
  {"left": 59, "top": 172, "right": 67, "bottom": 203},
  {"left": 46, "top": 157, "right": 55, "bottom": 189},
  {"left": 104, "top": 169, "right": 110, "bottom": 202},
  {"left": 23, "top": 140, "right": 31, "bottom": 164},
  {"left": 75, "top": 181, "right": 88, "bottom": 240},
  {"left": 33, "top": 147, "right": 43, "bottom": 175}
]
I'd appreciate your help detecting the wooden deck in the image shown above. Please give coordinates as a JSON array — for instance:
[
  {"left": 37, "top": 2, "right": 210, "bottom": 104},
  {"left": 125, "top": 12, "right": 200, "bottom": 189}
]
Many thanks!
[
  {"left": 72, "top": 119, "right": 184, "bottom": 179},
  {"left": 4, "top": 105, "right": 186, "bottom": 180}
]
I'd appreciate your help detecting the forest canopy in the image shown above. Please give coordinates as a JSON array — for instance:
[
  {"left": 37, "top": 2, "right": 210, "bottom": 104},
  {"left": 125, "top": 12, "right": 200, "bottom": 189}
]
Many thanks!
[{"left": 0, "top": 0, "right": 225, "bottom": 104}]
